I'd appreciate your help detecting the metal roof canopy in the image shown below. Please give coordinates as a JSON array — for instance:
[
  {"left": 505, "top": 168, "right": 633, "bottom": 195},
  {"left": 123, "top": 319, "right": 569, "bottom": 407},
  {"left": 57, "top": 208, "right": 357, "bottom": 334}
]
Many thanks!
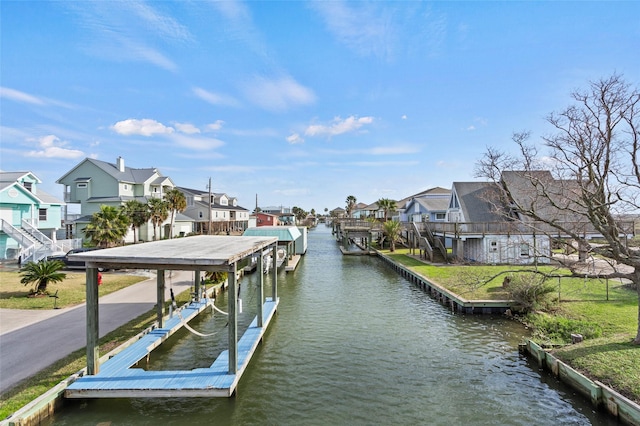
[
  {"left": 69, "top": 235, "right": 278, "bottom": 271},
  {"left": 242, "top": 226, "right": 301, "bottom": 242},
  {"left": 68, "top": 235, "right": 279, "bottom": 380}
]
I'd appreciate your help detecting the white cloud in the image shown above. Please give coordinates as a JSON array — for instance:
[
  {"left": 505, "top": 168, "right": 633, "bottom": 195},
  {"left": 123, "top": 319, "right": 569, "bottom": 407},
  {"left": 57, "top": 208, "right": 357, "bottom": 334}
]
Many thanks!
[
  {"left": 304, "top": 116, "right": 374, "bottom": 138},
  {"left": 242, "top": 76, "right": 316, "bottom": 112},
  {"left": 193, "top": 87, "right": 241, "bottom": 107},
  {"left": 207, "top": 120, "right": 225, "bottom": 131},
  {"left": 0, "top": 87, "right": 45, "bottom": 105},
  {"left": 170, "top": 133, "right": 224, "bottom": 151},
  {"left": 286, "top": 133, "right": 304, "bottom": 144},
  {"left": 25, "top": 135, "right": 84, "bottom": 159},
  {"left": 174, "top": 122, "right": 201, "bottom": 134},
  {"left": 401, "top": 115, "right": 408, "bottom": 120},
  {"left": 111, "top": 118, "right": 175, "bottom": 136}
]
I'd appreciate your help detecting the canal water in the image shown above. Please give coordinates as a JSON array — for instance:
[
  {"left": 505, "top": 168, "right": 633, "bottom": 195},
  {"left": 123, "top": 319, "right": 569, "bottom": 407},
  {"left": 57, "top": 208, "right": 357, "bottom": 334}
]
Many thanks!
[{"left": 51, "top": 225, "right": 615, "bottom": 425}]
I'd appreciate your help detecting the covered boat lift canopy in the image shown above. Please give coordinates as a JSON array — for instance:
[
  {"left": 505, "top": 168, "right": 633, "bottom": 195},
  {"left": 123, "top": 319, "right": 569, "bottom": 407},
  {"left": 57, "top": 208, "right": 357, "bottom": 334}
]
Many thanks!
[{"left": 65, "top": 235, "right": 278, "bottom": 397}]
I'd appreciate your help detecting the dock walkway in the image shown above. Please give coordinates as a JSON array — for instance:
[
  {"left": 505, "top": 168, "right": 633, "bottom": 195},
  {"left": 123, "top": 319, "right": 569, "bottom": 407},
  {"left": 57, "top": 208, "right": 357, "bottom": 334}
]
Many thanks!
[{"left": 65, "top": 298, "right": 278, "bottom": 398}]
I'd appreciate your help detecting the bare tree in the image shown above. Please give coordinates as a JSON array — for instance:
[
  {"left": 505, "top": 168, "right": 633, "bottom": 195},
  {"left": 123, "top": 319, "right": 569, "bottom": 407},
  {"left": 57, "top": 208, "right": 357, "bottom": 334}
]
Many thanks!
[{"left": 476, "top": 74, "right": 640, "bottom": 344}]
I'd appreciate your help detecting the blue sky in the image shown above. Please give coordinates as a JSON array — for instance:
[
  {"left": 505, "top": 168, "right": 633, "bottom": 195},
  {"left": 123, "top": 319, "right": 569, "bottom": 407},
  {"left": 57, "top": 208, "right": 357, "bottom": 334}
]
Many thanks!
[{"left": 2, "top": 1, "right": 639, "bottom": 213}]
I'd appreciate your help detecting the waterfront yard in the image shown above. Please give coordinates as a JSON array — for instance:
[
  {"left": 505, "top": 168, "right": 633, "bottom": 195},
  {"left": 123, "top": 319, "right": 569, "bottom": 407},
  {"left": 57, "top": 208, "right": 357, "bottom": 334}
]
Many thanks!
[{"left": 385, "top": 248, "right": 640, "bottom": 404}]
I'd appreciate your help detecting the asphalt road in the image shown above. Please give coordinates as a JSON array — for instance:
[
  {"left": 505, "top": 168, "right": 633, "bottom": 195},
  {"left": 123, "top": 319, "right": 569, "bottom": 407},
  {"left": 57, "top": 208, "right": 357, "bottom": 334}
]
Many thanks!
[{"left": 0, "top": 270, "right": 195, "bottom": 394}]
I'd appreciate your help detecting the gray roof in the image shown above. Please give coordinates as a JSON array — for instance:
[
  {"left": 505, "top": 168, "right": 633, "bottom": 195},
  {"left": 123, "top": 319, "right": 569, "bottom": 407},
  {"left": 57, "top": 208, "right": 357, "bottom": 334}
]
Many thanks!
[
  {"left": 452, "top": 182, "right": 505, "bottom": 222},
  {"left": 500, "top": 170, "right": 583, "bottom": 223},
  {"left": 58, "top": 158, "right": 170, "bottom": 185},
  {"left": 413, "top": 197, "right": 449, "bottom": 212},
  {"left": 0, "top": 171, "right": 64, "bottom": 205}
]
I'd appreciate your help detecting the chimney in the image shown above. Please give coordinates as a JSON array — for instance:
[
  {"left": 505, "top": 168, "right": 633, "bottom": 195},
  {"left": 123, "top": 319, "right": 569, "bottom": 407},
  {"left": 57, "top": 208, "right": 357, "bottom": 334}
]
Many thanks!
[{"left": 117, "top": 156, "right": 125, "bottom": 172}]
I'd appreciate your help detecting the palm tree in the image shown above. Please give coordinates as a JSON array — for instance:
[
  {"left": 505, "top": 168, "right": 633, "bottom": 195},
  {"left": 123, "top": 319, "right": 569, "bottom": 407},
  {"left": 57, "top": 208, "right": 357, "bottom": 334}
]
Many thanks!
[
  {"left": 148, "top": 197, "right": 169, "bottom": 240},
  {"left": 383, "top": 220, "right": 402, "bottom": 252},
  {"left": 345, "top": 195, "right": 357, "bottom": 217},
  {"left": 20, "top": 259, "right": 66, "bottom": 295},
  {"left": 164, "top": 188, "right": 187, "bottom": 238},
  {"left": 85, "top": 205, "right": 130, "bottom": 248},
  {"left": 122, "top": 199, "right": 149, "bottom": 243},
  {"left": 377, "top": 198, "right": 397, "bottom": 221}
]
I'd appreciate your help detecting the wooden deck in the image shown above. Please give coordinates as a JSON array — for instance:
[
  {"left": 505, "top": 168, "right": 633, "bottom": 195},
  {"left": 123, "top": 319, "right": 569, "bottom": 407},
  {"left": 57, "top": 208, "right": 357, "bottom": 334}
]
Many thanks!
[{"left": 65, "top": 298, "right": 278, "bottom": 398}]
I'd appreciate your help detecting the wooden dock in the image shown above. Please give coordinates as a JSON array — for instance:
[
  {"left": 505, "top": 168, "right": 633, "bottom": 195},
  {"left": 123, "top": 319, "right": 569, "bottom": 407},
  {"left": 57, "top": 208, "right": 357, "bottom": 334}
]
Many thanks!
[
  {"left": 284, "top": 254, "right": 301, "bottom": 272},
  {"left": 65, "top": 298, "right": 278, "bottom": 398}
]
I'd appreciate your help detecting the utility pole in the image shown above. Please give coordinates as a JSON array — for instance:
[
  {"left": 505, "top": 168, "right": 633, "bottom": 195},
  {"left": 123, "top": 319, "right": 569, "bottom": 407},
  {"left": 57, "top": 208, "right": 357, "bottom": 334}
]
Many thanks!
[{"left": 208, "top": 177, "right": 212, "bottom": 235}]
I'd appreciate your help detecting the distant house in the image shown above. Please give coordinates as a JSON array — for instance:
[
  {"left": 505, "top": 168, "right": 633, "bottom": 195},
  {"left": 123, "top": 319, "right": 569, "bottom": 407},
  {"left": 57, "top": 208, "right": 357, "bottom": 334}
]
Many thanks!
[
  {"left": 261, "top": 206, "right": 294, "bottom": 225},
  {"left": 57, "top": 156, "right": 191, "bottom": 242},
  {"left": 330, "top": 207, "right": 346, "bottom": 218},
  {"left": 179, "top": 187, "right": 250, "bottom": 234},
  {"left": 0, "top": 171, "right": 74, "bottom": 261},
  {"left": 351, "top": 202, "right": 370, "bottom": 219},
  {"left": 398, "top": 187, "right": 451, "bottom": 222},
  {"left": 254, "top": 212, "right": 279, "bottom": 227}
]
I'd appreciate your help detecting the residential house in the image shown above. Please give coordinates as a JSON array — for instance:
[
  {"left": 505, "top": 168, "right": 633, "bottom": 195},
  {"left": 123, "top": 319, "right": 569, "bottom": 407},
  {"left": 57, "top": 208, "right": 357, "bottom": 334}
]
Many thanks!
[
  {"left": 261, "top": 206, "right": 294, "bottom": 225},
  {"left": 398, "top": 187, "right": 451, "bottom": 222},
  {"left": 0, "top": 171, "right": 76, "bottom": 261},
  {"left": 351, "top": 202, "right": 370, "bottom": 219},
  {"left": 427, "top": 171, "right": 626, "bottom": 265},
  {"left": 330, "top": 207, "right": 346, "bottom": 218},
  {"left": 57, "top": 156, "right": 191, "bottom": 243},
  {"left": 254, "top": 212, "right": 279, "bottom": 227},
  {"left": 179, "top": 187, "right": 250, "bottom": 234}
]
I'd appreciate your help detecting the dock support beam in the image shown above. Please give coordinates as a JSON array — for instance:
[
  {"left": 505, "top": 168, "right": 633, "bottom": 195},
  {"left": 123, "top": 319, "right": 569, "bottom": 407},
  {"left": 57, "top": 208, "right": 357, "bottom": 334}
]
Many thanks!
[
  {"left": 194, "top": 270, "right": 201, "bottom": 301},
  {"left": 157, "top": 270, "right": 165, "bottom": 328},
  {"left": 86, "top": 267, "right": 99, "bottom": 375},
  {"left": 257, "top": 254, "right": 264, "bottom": 327},
  {"left": 228, "top": 263, "right": 238, "bottom": 374},
  {"left": 272, "top": 244, "right": 278, "bottom": 301}
]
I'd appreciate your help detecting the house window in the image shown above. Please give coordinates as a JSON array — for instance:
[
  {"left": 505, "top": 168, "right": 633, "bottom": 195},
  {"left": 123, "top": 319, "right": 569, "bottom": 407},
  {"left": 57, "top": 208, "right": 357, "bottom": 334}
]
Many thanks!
[
  {"left": 39, "top": 208, "right": 47, "bottom": 221},
  {"left": 490, "top": 241, "right": 498, "bottom": 252},
  {"left": 435, "top": 213, "right": 446, "bottom": 220},
  {"left": 123, "top": 184, "right": 128, "bottom": 190},
  {"left": 77, "top": 183, "right": 87, "bottom": 188},
  {"left": 520, "top": 243, "right": 530, "bottom": 257},
  {"left": 199, "top": 212, "right": 203, "bottom": 218},
  {"left": 23, "top": 182, "right": 33, "bottom": 192}
]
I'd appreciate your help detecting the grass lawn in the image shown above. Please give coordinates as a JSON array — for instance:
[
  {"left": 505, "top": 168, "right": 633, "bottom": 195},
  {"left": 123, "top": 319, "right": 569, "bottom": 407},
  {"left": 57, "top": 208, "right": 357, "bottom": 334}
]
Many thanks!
[
  {"left": 382, "top": 248, "right": 640, "bottom": 404},
  {"left": 0, "top": 271, "right": 147, "bottom": 309}
]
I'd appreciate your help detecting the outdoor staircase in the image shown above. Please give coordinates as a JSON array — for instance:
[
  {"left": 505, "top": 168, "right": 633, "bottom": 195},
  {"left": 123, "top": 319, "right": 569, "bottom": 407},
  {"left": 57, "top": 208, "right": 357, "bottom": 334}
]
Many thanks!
[
  {"left": 411, "top": 222, "right": 448, "bottom": 263},
  {"left": 0, "top": 219, "right": 68, "bottom": 263}
]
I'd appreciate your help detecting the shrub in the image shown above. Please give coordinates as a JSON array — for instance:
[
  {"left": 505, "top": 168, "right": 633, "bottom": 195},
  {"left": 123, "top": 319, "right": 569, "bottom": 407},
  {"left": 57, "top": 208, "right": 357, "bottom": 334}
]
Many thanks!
[{"left": 506, "top": 272, "right": 556, "bottom": 313}]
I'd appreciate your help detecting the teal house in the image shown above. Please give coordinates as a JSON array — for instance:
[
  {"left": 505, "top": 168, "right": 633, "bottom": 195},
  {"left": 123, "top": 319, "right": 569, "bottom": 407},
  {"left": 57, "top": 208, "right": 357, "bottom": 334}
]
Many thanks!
[{"left": 0, "top": 171, "right": 69, "bottom": 261}]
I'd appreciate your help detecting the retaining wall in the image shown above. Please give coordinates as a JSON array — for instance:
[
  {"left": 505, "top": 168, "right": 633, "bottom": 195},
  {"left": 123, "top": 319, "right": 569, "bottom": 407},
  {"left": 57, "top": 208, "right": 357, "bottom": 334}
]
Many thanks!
[
  {"left": 521, "top": 340, "right": 640, "bottom": 426},
  {"left": 375, "top": 251, "right": 513, "bottom": 314}
]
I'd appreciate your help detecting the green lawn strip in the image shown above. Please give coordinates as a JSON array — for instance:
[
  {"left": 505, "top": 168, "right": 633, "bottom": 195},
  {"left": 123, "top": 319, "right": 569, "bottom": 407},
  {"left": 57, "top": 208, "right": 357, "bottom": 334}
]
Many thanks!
[
  {"left": 0, "top": 292, "right": 191, "bottom": 419},
  {"left": 384, "top": 249, "right": 640, "bottom": 404},
  {"left": 551, "top": 335, "right": 640, "bottom": 404},
  {"left": 0, "top": 271, "right": 147, "bottom": 309}
]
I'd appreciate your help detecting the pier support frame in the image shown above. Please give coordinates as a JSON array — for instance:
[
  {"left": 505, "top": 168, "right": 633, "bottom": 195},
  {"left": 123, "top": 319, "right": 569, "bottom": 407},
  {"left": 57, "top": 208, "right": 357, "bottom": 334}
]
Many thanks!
[
  {"left": 86, "top": 267, "right": 99, "bottom": 375},
  {"left": 228, "top": 263, "right": 238, "bottom": 374}
]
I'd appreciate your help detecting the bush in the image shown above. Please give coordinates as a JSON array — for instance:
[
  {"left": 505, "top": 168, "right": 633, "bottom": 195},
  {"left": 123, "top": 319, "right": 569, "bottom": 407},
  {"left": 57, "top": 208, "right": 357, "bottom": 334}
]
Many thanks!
[{"left": 505, "top": 272, "right": 556, "bottom": 313}]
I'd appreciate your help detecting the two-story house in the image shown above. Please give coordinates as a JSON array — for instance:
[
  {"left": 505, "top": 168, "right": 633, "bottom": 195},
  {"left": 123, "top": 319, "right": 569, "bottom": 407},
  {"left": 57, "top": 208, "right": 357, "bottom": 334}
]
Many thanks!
[
  {"left": 0, "top": 171, "right": 74, "bottom": 261},
  {"left": 178, "top": 187, "right": 250, "bottom": 234},
  {"left": 57, "top": 156, "right": 188, "bottom": 242}
]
